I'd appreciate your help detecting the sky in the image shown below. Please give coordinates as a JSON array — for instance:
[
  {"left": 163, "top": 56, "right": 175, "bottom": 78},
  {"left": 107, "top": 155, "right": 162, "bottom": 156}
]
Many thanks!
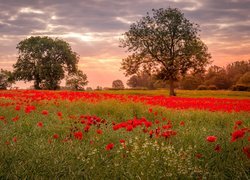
[{"left": 0, "top": 0, "right": 250, "bottom": 89}]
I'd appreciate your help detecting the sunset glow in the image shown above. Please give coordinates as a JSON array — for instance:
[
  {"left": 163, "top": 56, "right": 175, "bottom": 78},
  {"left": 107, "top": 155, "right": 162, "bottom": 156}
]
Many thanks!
[{"left": 0, "top": 0, "right": 249, "bottom": 88}]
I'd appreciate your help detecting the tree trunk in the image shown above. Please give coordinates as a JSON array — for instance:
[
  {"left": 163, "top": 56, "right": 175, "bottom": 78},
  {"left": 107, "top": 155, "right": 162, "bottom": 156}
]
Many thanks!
[
  {"left": 34, "top": 80, "right": 41, "bottom": 90},
  {"left": 169, "top": 79, "right": 176, "bottom": 96}
]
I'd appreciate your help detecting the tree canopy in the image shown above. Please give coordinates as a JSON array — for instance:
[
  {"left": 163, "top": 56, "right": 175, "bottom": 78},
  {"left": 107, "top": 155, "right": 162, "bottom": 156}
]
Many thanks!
[
  {"left": 112, "top": 80, "right": 125, "bottom": 89},
  {"left": 13, "top": 36, "right": 79, "bottom": 90},
  {"left": 0, "top": 69, "right": 15, "bottom": 90},
  {"left": 66, "top": 70, "right": 88, "bottom": 91},
  {"left": 120, "top": 8, "right": 211, "bottom": 96}
]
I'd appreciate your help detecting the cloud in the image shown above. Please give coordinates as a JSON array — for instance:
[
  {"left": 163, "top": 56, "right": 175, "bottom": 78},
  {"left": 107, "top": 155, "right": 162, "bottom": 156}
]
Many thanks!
[{"left": 0, "top": 0, "right": 249, "bottom": 88}]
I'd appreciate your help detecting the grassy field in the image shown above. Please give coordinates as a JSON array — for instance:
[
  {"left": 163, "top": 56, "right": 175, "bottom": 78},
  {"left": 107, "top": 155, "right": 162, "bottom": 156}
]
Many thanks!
[
  {"left": 0, "top": 90, "right": 249, "bottom": 179},
  {"left": 97, "top": 89, "right": 250, "bottom": 99}
]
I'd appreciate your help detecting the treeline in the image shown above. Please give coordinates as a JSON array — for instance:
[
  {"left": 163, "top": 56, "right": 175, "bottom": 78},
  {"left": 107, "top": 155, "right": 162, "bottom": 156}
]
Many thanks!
[{"left": 127, "top": 60, "right": 250, "bottom": 91}]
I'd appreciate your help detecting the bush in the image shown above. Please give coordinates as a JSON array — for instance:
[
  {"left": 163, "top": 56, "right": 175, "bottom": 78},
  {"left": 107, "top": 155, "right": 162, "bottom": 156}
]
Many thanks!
[
  {"left": 232, "top": 84, "right": 250, "bottom": 91},
  {"left": 208, "top": 85, "right": 218, "bottom": 90},
  {"left": 197, "top": 85, "right": 208, "bottom": 90}
]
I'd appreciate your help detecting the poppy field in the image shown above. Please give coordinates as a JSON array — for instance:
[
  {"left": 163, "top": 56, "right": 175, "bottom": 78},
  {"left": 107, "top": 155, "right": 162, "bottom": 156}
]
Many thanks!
[{"left": 0, "top": 90, "right": 249, "bottom": 179}]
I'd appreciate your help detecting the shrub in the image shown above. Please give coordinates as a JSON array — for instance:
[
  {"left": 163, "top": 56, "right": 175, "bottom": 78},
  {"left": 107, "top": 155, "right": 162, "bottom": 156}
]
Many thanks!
[
  {"left": 208, "top": 85, "right": 218, "bottom": 90},
  {"left": 197, "top": 85, "right": 208, "bottom": 90},
  {"left": 232, "top": 84, "right": 250, "bottom": 91}
]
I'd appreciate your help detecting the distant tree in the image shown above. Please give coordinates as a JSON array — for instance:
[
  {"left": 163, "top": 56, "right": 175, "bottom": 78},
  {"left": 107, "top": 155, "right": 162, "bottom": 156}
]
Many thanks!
[
  {"left": 237, "top": 72, "right": 250, "bottom": 85},
  {"left": 180, "top": 75, "right": 202, "bottom": 90},
  {"left": 13, "top": 36, "right": 79, "bottom": 90},
  {"left": 66, "top": 70, "right": 88, "bottom": 91},
  {"left": 112, "top": 80, "right": 125, "bottom": 89},
  {"left": 86, "top": 87, "right": 93, "bottom": 91},
  {"left": 95, "top": 86, "right": 102, "bottom": 90},
  {"left": 127, "top": 71, "right": 155, "bottom": 89},
  {"left": 120, "top": 8, "right": 211, "bottom": 96},
  {"left": 205, "top": 66, "right": 230, "bottom": 89},
  {"left": 0, "top": 69, "right": 15, "bottom": 90},
  {"left": 226, "top": 60, "right": 250, "bottom": 86}
]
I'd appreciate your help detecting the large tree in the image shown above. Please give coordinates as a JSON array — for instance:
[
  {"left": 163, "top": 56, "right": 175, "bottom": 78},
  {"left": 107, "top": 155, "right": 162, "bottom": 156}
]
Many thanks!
[
  {"left": 13, "top": 36, "right": 79, "bottom": 90},
  {"left": 120, "top": 8, "right": 211, "bottom": 96}
]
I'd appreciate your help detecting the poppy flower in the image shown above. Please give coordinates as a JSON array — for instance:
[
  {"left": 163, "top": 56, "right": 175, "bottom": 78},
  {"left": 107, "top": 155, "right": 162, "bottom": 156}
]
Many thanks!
[
  {"left": 41, "top": 110, "right": 48, "bottom": 115},
  {"left": 12, "top": 116, "right": 19, "bottom": 122},
  {"left": 242, "top": 146, "right": 250, "bottom": 159},
  {"left": 126, "top": 125, "right": 133, "bottom": 131},
  {"left": 195, "top": 153, "right": 202, "bottom": 159},
  {"left": 206, "top": 136, "right": 217, "bottom": 142},
  {"left": 180, "top": 121, "right": 185, "bottom": 126},
  {"left": 37, "top": 122, "right": 43, "bottom": 127},
  {"left": 231, "top": 129, "right": 246, "bottom": 142},
  {"left": 15, "top": 105, "right": 21, "bottom": 111},
  {"left": 235, "top": 120, "right": 242, "bottom": 126},
  {"left": 106, "top": 143, "right": 114, "bottom": 150},
  {"left": 13, "top": 137, "right": 17, "bottom": 143},
  {"left": 96, "top": 129, "right": 102, "bottom": 134},
  {"left": 214, "top": 144, "right": 221, "bottom": 152},
  {"left": 74, "top": 131, "right": 83, "bottom": 140},
  {"left": 57, "top": 112, "right": 62, "bottom": 117},
  {"left": 53, "top": 134, "right": 59, "bottom": 139},
  {"left": 119, "top": 139, "right": 125, "bottom": 144}
]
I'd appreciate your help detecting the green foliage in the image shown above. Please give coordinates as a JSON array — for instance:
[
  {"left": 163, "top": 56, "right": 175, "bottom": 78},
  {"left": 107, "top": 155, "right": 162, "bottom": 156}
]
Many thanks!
[
  {"left": 66, "top": 70, "right": 88, "bottom": 91},
  {"left": 237, "top": 72, "right": 250, "bottom": 85},
  {"left": 13, "top": 36, "right": 79, "bottom": 90},
  {"left": 180, "top": 75, "right": 202, "bottom": 90},
  {"left": 0, "top": 69, "right": 15, "bottom": 89},
  {"left": 112, "top": 80, "right": 125, "bottom": 89},
  {"left": 127, "top": 71, "right": 157, "bottom": 89},
  {"left": 226, "top": 60, "right": 250, "bottom": 86},
  {"left": 120, "top": 8, "right": 211, "bottom": 96},
  {"left": 205, "top": 65, "right": 231, "bottom": 89}
]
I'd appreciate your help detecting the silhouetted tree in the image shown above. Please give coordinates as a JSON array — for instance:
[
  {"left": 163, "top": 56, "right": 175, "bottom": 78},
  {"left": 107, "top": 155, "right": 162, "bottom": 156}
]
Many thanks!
[
  {"left": 66, "top": 70, "right": 88, "bottom": 90},
  {"left": 112, "top": 80, "right": 124, "bottom": 89},
  {"left": 120, "top": 8, "right": 211, "bottom": 96},
  {"left": 13, "top": 36, "right": 79, "bottom": 90},
  {"left": 0, "top": 69, "right": 15, "bottom": 90}
]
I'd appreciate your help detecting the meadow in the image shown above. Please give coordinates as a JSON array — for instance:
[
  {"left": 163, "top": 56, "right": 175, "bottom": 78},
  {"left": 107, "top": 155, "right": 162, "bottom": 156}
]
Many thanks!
[{"left": 0, "top": 90, "right": 249, "bottom": 179}]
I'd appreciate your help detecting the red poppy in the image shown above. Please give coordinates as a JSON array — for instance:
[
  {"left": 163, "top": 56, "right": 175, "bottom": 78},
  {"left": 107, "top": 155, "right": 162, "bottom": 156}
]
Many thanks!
[
  {"left": 206, "top": 136, "right": 217, "bottom": 142},
  {"left": 180, "top": 121, "right": 185, "bottom": 126},
  {"left": 231, "top": 129, "right": 246, "bottom": 142},
  {"left": 37, "top": 122, "right": 43, "bottom": 127},
  {"left": 41, "top": 110, "right": 48, "bottom": 115},
  {"left": 119, "top": 139, "right": 125, "bottom": 144},
  {"left": 53, "top": 134, "right": 59, "bottom": 139},
  {"left": 242, "top": 146, "right": 250, "bottom": 159},
  {"left": 126, "top": 125, "right": 133, "bottom": 131},
  {"left": 195, "top": 153, "right": 202, "bottom": 159},
  {"left": 148, "top": 108, "right": 153, "bottom": 113},
  {"left": 74, "top": 131, "right": 83, "bottom": 140},
  {"left": 96, "top": 129, "right": 102, "bottom": 134},
  {"left": 57, "top": 112, "right": 62, "bottom": 117},
  {"left": 12, "top": 116, "right": 19, "bottom": 122},
  {"left": 214, "top": 144, "right": 221, "bottom": 152},
  {"left": 13, "top": 137, "right": 17, "bottom": 143},
  {"left": 106, "top": 143, "right": 114, "bottom": 150},
  {"left": 15, "top": 105, "right": 21, "bottom": 111},
  {"left": 235, "top": 120, "right": 242, "bottom": 126}
]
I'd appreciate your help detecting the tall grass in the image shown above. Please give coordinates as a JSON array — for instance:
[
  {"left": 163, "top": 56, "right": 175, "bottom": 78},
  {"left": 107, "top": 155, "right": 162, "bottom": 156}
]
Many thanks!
[{"left": 0, "top": 99, "right": 249, "bottom": 179}]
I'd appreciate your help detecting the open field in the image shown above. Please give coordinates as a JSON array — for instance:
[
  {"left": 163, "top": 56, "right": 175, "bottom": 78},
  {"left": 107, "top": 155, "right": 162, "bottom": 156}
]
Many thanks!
[{"left": 0, "top": 90, "right": 249, "bottom": 179}]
